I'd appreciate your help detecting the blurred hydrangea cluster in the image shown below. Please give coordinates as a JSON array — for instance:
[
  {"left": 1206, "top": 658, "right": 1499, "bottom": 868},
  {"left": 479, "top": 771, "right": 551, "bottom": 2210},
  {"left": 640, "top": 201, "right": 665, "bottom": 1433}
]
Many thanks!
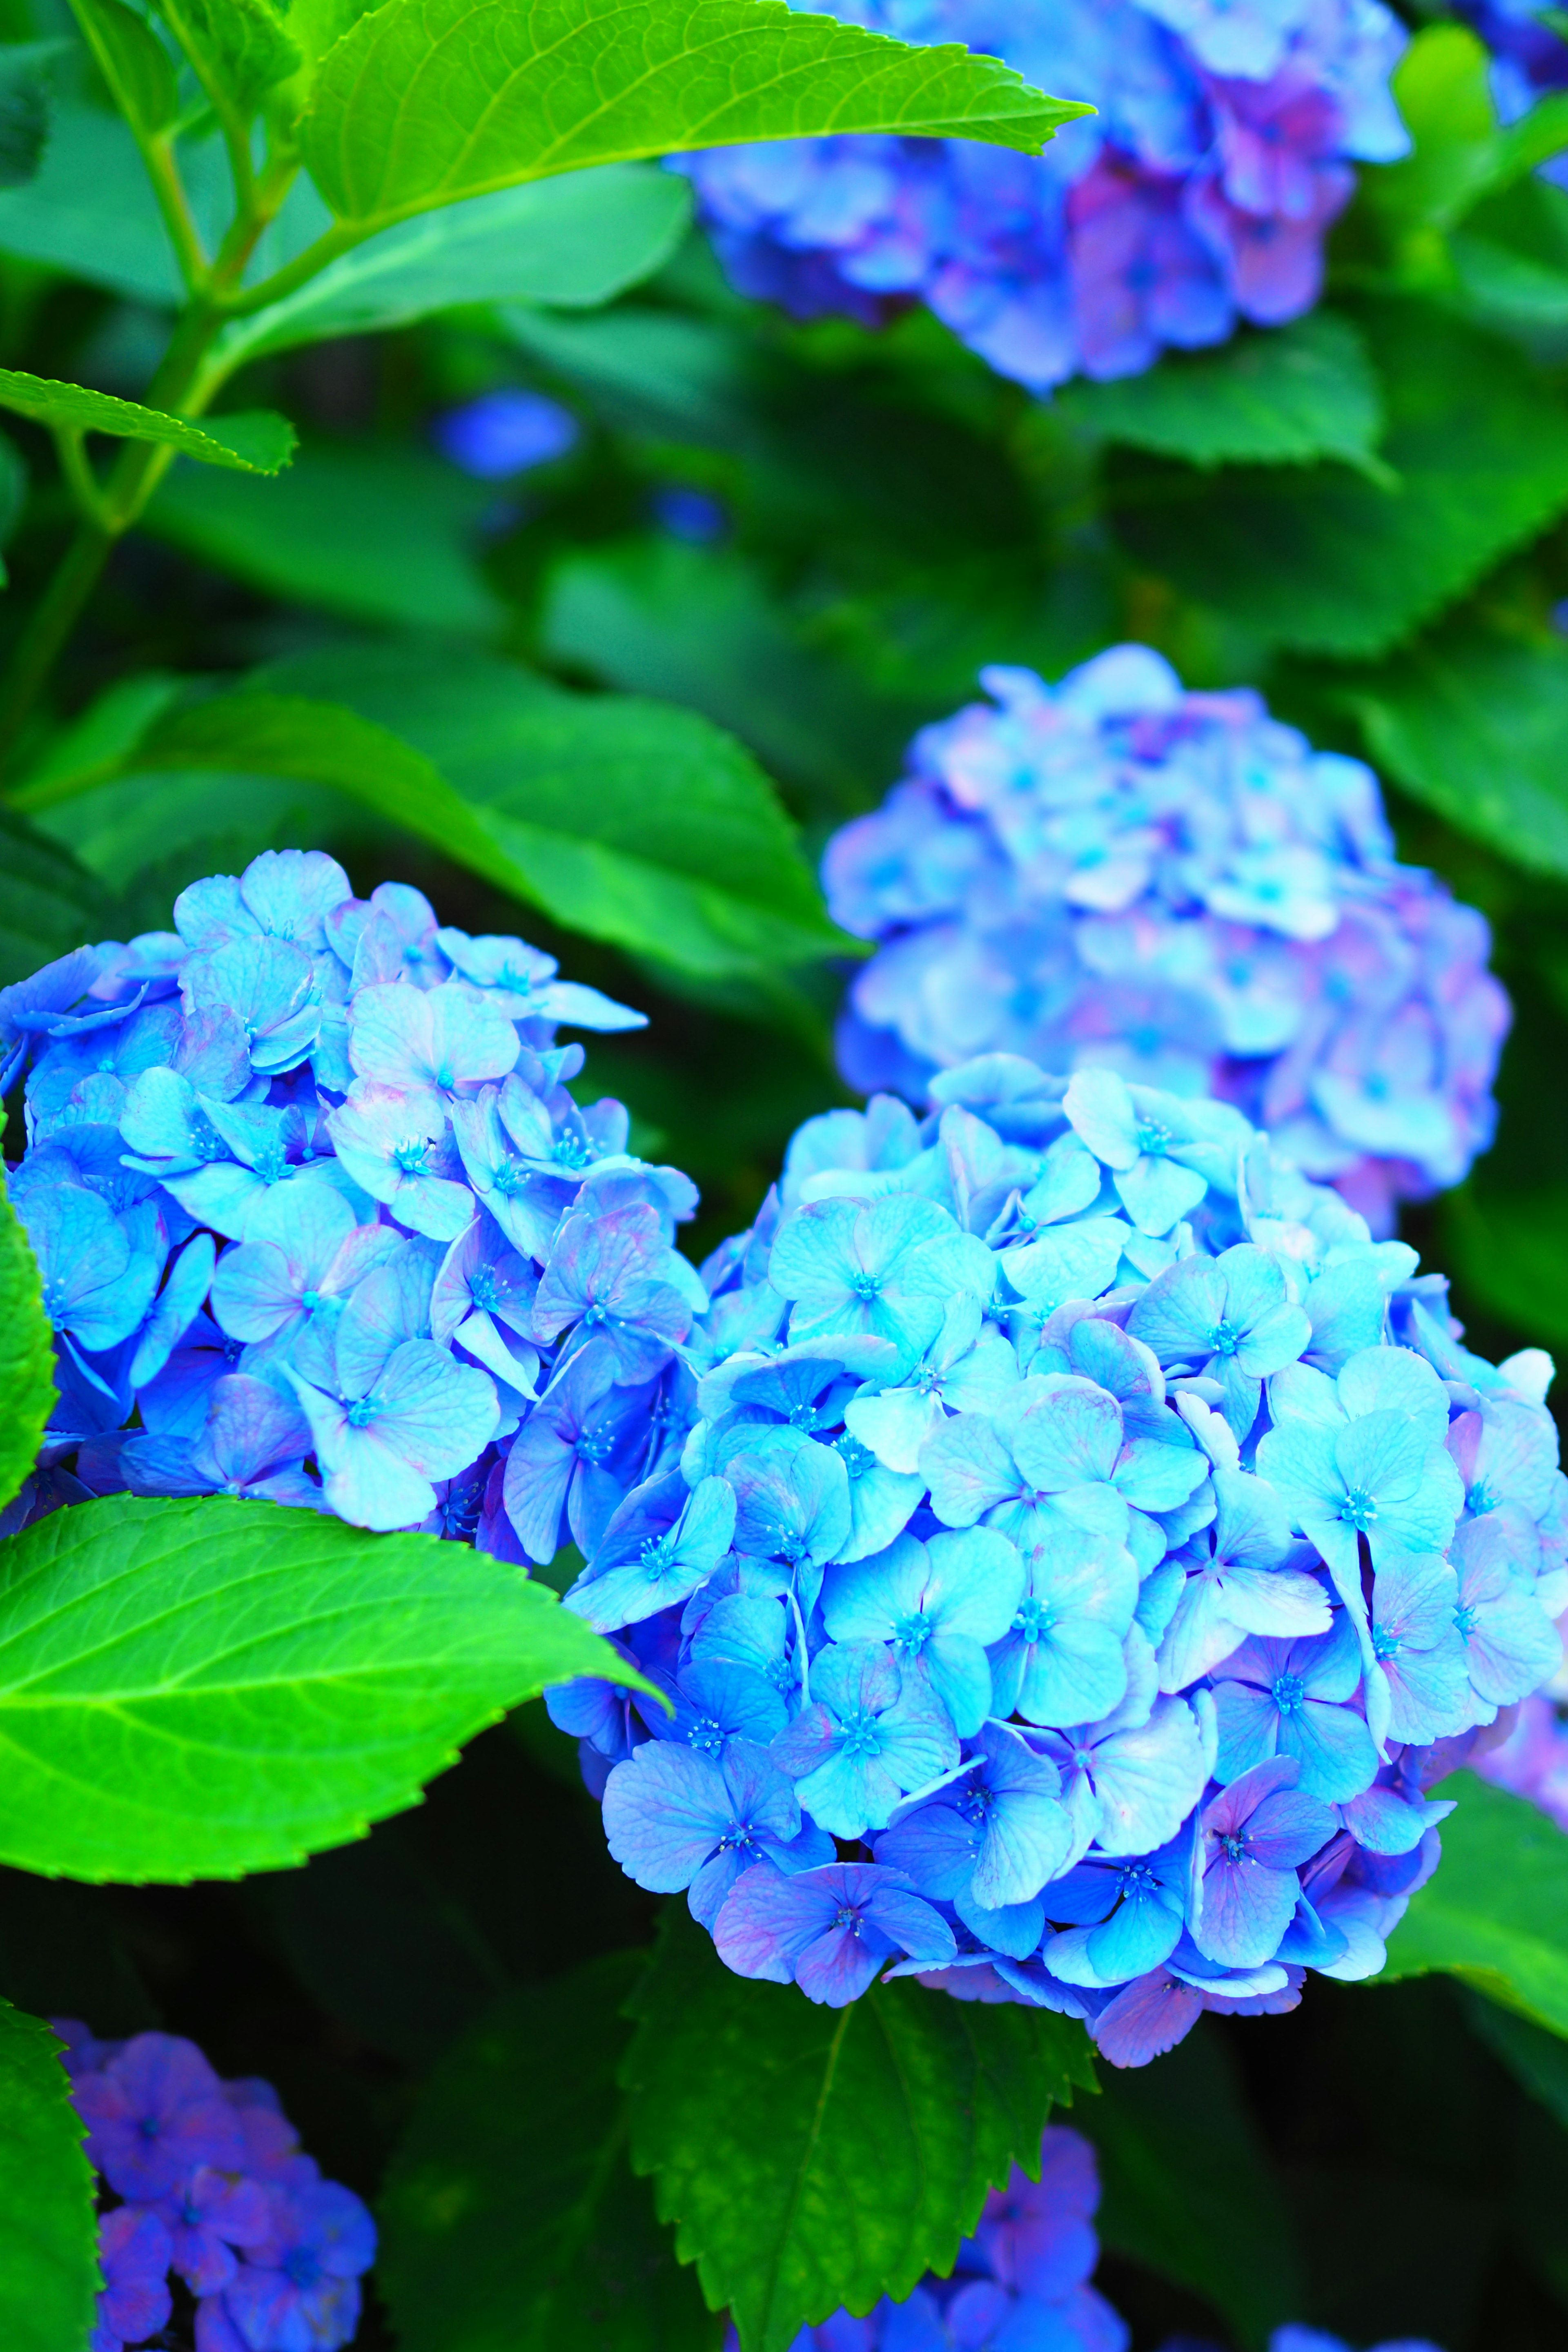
[
  {"left": 1455, "top": 2, "right": 1568, "bottom": 184},
  {"left": 726, "top": 2127, "right": 1125, "bottom": 2352},
  {"left": 57, "top": 2023, "right": 374, "bottom": 2352},
  {"left": 549, "top": 1049, "right": 1566, "bottom": 2068},
  {"left": 823, "top": 648, "right": 1509, "bottom": 1235},
  {"left": 674, "top": 0, "right": 1410, "bottom": 390},
  {"left": 1, "top": 848, "right": 702, "bottom": 1544},
  {"left": 1172, "top": 2334, "right": 1442, "bottom": 2352}
]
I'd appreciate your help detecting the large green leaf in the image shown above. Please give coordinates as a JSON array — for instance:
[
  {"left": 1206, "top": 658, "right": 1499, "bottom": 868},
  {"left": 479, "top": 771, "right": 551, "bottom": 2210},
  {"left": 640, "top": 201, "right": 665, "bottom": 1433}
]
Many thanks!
[
  {"left": 156, "top": 0, "right": 300, "bottom": 120},
  {"left": 0, "top": 1179, "right": 55, "bottom": 1523},
  {"left": 0, "top": 800, "right": 113, "bottom": 984},
  {"left": 1112, "top": 302, "right": 1568, "bottom": 658},
  {"left": 622, "top": 1907, "right": 1096, "bottom": 2352},
  {"left": 1057, "top": 312, "right": 1386, "bottom": 474},
  {"left": 146, "top": 440, "right": 506, "bottom": 633},
  {"left": 1463, "top": 1992, "right": 1568, "bottom": 2134},
  {"left": 0, "top": 367, "right": 294, "bottom": 474},
  {"left": 1434, "top": 1185, "right": 1568, "bottom": 1359},
  {"left": 297, "top": 0, "right": 1089, "bottom": 234},
  {"left": 380, "top": 1952, "right": 720, "bottom": 2352},
  {"left": 1341, "top": 628, "right": 1568, "bottom": 879},
  {"left": 1077, "top": 2022, "right": 1302, "bottom": 2352},
  {"left": 0, "top": 2003, "right": 98, "bottom": 2352},
  {"left": 1382, "top": 1772, "right": 1568, "bottom": 2036},
  {"left": 69, "top": 0, "right": 179, "bottom": 140},
  {"left": 0, "top": 101, "right": 231, "bottom": 303},
  {"left": 214, "top": 166, "right": 691, "bottom": 368},
  {"left": 0, "top": 43, "right": 62, "bottom": 192},
  {"left": 0, "top": 1493, "right": 639, "bottom": 1882}
]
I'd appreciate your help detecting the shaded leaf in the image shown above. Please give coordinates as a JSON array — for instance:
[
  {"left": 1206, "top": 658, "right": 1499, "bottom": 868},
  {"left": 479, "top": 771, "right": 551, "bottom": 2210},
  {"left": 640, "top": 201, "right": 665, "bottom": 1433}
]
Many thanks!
[
  {"left": 1365, "top": 23, "right": 1568, "bottom": 240},
  {"left": 1463, "top": 1990, "right": 1568, "bottom": 2134},
  {"left": 1382, "top": 1771, "right": 1568, "bottom": 2036},
  {"left": 0, "top": 101, "right": 196, "bottom": 302},
  {"left": 1113, "top": 301, "right": 1568, "bottom": 657},
  {"left": 380, "top": 1952, "right": 719, "bottom": 2352},
  {"left": 0, "top": 800, "right": 112, "bottom": 983},
  {"left": 0, "top": 2002, "right": 98, "bottom": 2352},
  {"left": 70, "top": 0, "right": 178, "bottom": 138},
  {"left": 622, "top": 1906, "right": 1095, "bottom": 2352},
  {"left": 1076, "top": 2020, "right": 1302, "bottom": 2352},
  {"left": 216, "top": 167, "right": 692, "bottom": 367},
  {"left": 1434, "top": 1186, "right": 1568, "bottom": 1359},
  {"left": 0, "top": 1493, "right": 639, "bottom": 1882},
  {"left": 298, "top": 0, "right": 1089, "bottom": 233},
  {"left": 0, "top": 42, "right": 56, "bottom": 189},
  {"left": 0, "top": 1177, "right": 55, "bottom": 1521},
  {"left": 1058, "top": 312, "right": 1386, "bottom": 474},
  {"left": 146, "top": 439, "right": 505, "bottom": 633},
  {"left": 156, "top": 0, "right": 299, "bottom": 119},
  {"left": 0, "top": 368, "right": 293, "bottom": 473}
]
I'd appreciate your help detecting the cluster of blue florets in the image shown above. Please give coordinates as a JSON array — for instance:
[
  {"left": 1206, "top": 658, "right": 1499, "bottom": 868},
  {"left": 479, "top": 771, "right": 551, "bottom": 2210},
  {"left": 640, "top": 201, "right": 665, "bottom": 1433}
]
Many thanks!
[
  {"left": 823, "top": 648, "right": 1509, "bottom": 1235},
  {"left": 674, "top": 0, "right": 1410, "bottom": 390},
  {"left": 56, "top": 2023, "right": 374, "bottom": 2352},
  {"left": 0, "top": 849, "right": 702, "bottom": 1544},
  {"left": 550, "top": 1051, "right": 1567, "bottom": 2068}
]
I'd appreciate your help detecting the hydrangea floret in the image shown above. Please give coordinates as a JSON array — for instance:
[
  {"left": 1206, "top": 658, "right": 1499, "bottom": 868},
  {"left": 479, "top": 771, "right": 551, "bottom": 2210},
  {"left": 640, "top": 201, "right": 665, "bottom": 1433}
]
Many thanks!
[
  {"left": 674, "top": 0, "right": 1410, "bottom": 391},
  {"left": 550, "top": 1050, "right": 1566, "bottom": 2069},
  {"left": 0, "top": 849, "right": 702, "bottom": 1548},
  {"left": 822, "top": 647, "right": 1508, "bottom": 1234},
  {"left": 55, "top": 2021, "right": 375, "bottom": 2352},
  {"left": 726, "top": 2125, "right": 1127, "bottom": 2352}
]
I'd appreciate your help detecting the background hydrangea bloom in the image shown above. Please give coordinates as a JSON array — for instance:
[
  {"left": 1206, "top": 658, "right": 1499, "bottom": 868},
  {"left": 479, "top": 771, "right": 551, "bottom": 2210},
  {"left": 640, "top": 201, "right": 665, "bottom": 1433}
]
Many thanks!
[
  {"left": 58, "top": 2024, "right": 374, "bottom": 2352},
  {"left": 0, "top": 850, "right": 701, "bottom": 1545},
  {"left": 548, "top": 1048, "right": 1566, "bottom": 2066},
  {"left": 674, "top": 0, "right": 1410, "bottom": 392},
  {"left": 822, "top": 648, "right": 1509, "bottom": 1234}
]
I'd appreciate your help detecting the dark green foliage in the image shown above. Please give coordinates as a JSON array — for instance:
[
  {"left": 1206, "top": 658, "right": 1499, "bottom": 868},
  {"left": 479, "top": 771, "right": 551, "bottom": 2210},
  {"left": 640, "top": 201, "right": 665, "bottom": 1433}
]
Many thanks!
[{"left": 0, "top": 2002, "right": 98, "bottom": 2352}]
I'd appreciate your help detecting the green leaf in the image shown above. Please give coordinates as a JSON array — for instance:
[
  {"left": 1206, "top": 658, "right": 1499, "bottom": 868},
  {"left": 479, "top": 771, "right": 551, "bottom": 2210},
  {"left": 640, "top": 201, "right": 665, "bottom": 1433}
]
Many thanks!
[
  {"left": 1341, "top": 629, "right": 1568, "bottom": 879},
  {"left": 0, "top": 368, "right": 294, "bottom": 474},
  {"left": 0, "top": 799, "right": 110, "bottom": 985},
  {"left": 0, "top": 2002, "right": 98, "bottom": 2352},
  {"left": 1382, "top": 1772, "right": 1568, "bottom": 2036},
  {"left": 298, "top": 0, "right": 1090, "bottom": 234},
  {"left": 0, "top": 1178, "right": 55, "bottom": 1523},
  {"left": 622, "top": 1906, "right": 1096, "bottom": 2352},
  {"left": 214, "top": 167, "right": 692, "bottom": 367},
  {"left": 0, "top": 42, "right": 56, "bottom": 190},
  {"left": 1463, "top": 1991, "right": 1568, "bottom": 2134},
  {"left": 69, "top": 0, "right": 178, "bottom": 138},
  {"left": 1433, "top": 1186, "right": 1568, "bottom": 1358},
  {"left": 0, "top": 1492, "right": 640, "bottom": 1882},
  {"left": 155, "top": 0, "right": 300, "bottom": 119},
  {"left": 1112, "top": 301, "right": 1568, "bottom": 658},
  {"left": 145, "top": 439, "right": 506, "bottom": 633},
  {"left": 1056, "top": 312, "right": 1387, "bottom": 475},
  {"left": 380, "top": 1953, "right": 721, "bottom": 2352},
  {"left": 0, "top": 100, "right": 230, "bottom": 303},
  {"left": 1076, "top": 2021, "right": 1302, "bottom": 2352}
]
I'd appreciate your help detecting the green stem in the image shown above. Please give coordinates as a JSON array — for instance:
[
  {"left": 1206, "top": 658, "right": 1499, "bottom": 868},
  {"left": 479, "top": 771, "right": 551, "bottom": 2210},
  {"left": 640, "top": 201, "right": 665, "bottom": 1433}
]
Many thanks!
[{"left": 52, "top": 428, "right": 108, "bottom": 529}]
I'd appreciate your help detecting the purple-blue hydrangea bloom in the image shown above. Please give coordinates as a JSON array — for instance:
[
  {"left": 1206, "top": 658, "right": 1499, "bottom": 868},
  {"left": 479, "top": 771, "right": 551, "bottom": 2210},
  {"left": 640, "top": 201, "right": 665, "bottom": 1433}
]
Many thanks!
[
  {"left": 552, "top": 1048, "right": 1567, "bottom": 2062},
  {"left": 61, "top": 2024, "right": 376, "bottom": 2352},
  {"left": 675, "top": 0, "right": 1410, "bottom": 393},
  {"left": 823, "top": 650, "right": 1509, "bottom": 1234},
  {"left": 4, "top": 850, "right": 712, "bottom": 1553},
  {"left": 722, "top": 2125, "right": 1129, "bottom": 2352}
]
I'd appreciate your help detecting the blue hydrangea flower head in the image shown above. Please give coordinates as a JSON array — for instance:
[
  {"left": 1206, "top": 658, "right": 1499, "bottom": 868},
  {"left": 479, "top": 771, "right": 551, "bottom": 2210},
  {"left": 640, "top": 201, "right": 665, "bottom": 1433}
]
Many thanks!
[
  {"left": 823, "top": 650, "right": 1509, "bottom": 1233},
  {"left": 548, "top": 1049, "right": 1567, "bottom": 2065},
  {"left": 59, "top": 2024, "right": 375, "bottom": 2352},
  {"left": 674, "top": 0, "right": 1410, "bottom": 391},
  {"left": 432, "top": 388, "right": 579, "bottom": 478},
  {"left": 3, "top": 850, "right": 706, "bottom": 1555}
]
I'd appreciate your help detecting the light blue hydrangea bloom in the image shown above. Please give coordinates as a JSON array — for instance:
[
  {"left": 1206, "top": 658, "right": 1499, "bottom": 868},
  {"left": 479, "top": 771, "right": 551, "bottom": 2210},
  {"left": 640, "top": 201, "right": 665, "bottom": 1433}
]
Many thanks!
[
  {"left": 552, "top": 1046, "right": 1567, "bottom": 2067},
  {"left": 823, "top": 650, "right": 1510, "bottom": 1234},
  {"left": 676, "top": 0, "right": 1410, "bottom": 394}
]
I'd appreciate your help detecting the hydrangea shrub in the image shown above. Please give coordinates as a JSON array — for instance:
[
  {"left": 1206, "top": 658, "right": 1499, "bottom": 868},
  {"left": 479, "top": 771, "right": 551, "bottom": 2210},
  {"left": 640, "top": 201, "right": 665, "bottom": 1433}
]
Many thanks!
[
  {"left": 822, "top": 647, "right": 1509, "bottom": 1234},
  {"left": 1, "top": 849, "right": 699, "bottom": 1546},
  {"left": 675, "top": 0, "right": 1411, "bottom": 389},
  {"left": 57, "top": 2023, "right": 375, "bottom": 2352},
  {"left": 550, "top": 1052, "right": 1566, "bottom": 2067}
]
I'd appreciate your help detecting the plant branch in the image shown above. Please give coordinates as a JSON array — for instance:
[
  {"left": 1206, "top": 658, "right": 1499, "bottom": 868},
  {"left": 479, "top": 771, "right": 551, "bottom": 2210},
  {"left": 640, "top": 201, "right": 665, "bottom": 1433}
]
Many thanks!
[{"left": 51, "top": 428, "right": 108, "bottom": 529}]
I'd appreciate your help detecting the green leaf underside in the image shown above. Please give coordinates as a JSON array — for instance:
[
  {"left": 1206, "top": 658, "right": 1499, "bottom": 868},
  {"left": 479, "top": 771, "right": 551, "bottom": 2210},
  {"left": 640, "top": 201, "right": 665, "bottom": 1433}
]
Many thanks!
[
  {"left": 298, "top": 0, "right": 1091, "bottom": 233},
  {"left": 1113, "top": 303, "right": 1568, "bottom": 657},
  {"left": 1077, "top": 2023, "right": 1302, "bottom": 2349},
  {"left": 1341, "top": 630, "right": 1568, "bottom": 879},
  {"left": 0, "top": 368, "right": 294, "bottom": 473},
  {"left": 622, "top": 1908, "right": 1096, "bottom": 2352},
  {"left": 380, "top": 1953, "right": 719, "bottom": 2352},
  {"left": 1058, "top": 312, "right": 1386, "bottom": 473},
  {"left": 92, "top": 643, "right": 844, "bottom": 976},
  {"left": 0, "top": 1494, "right": 634, "bottom": 1882},
  {"left": 1382, "top": 1772, "right": 1568, "bottom": 2036},
  {"left": 0, "top": 1178, "right": 56, "bottom": 1522},
  {"left": 216, "top": 167, "right": 693, "bottom": 366},
  {"left": 146, "top": 439, "right": 506, "bottom": 633},
  {"left": 0, "top": 2003, "right": 98, "bottom": 2352}
]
